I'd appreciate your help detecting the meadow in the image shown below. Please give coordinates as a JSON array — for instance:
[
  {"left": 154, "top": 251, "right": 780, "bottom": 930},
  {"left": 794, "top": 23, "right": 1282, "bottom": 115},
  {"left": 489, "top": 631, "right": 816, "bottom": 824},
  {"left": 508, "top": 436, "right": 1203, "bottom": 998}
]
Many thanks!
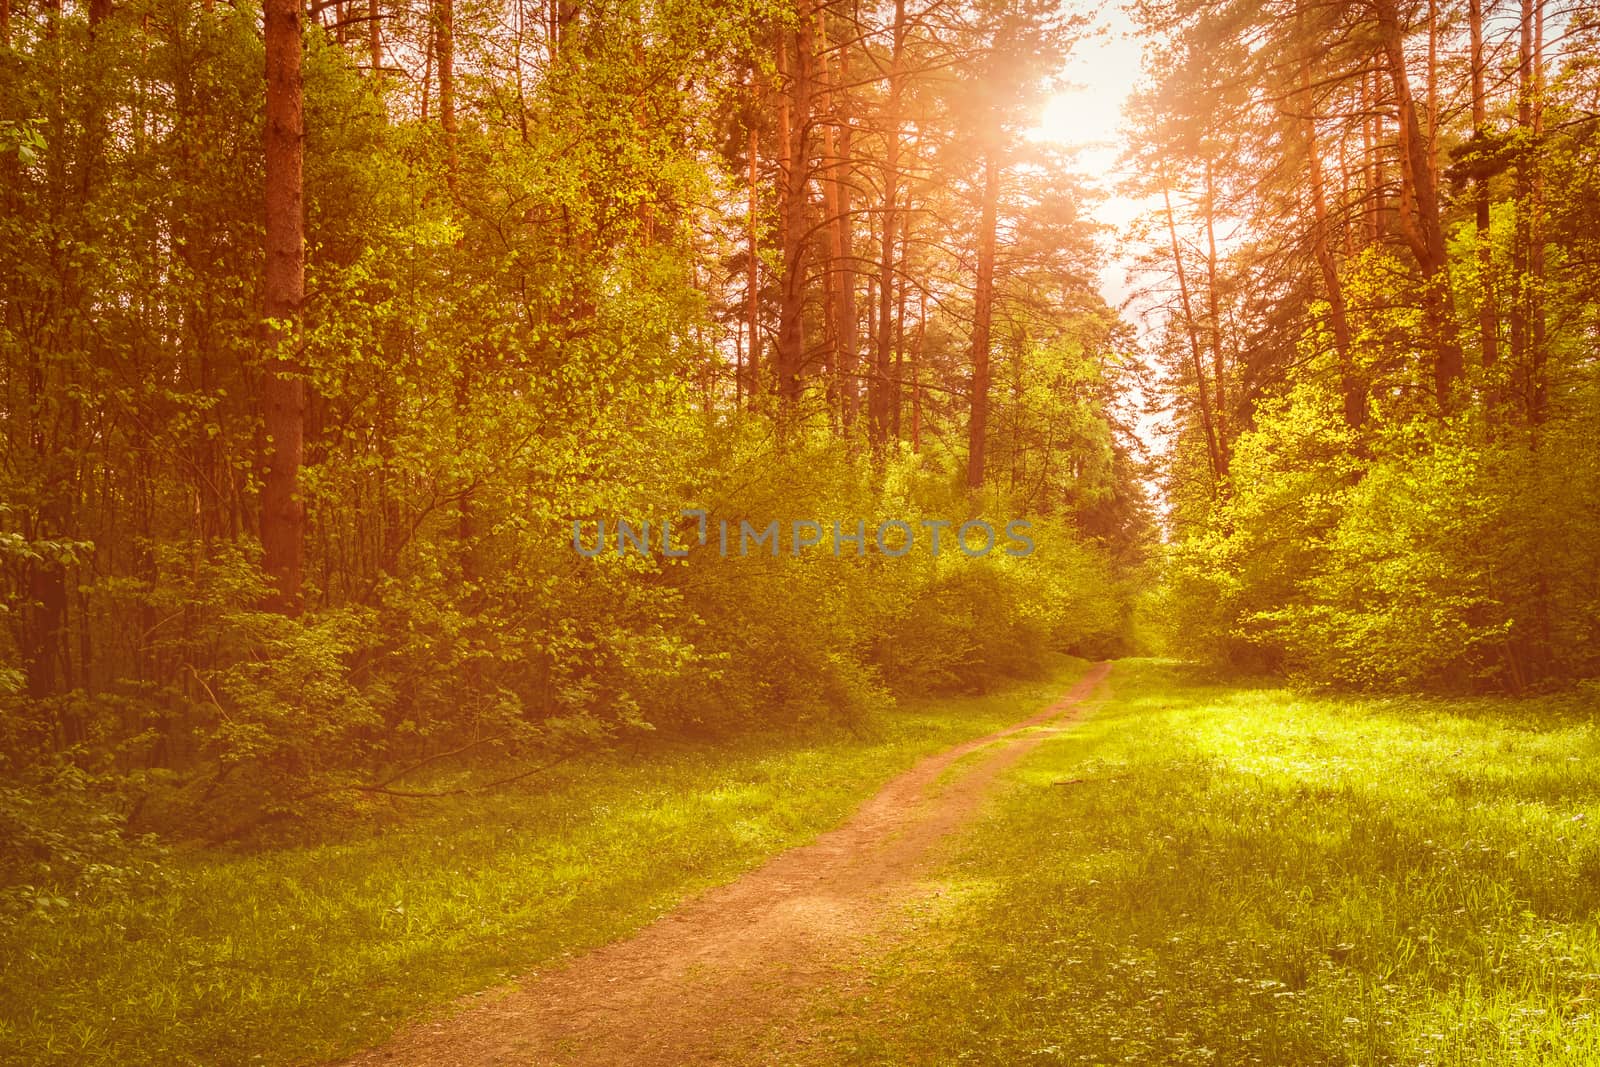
[{"left": 771, "top": 660, "right": 1600, "bottom": 1066}]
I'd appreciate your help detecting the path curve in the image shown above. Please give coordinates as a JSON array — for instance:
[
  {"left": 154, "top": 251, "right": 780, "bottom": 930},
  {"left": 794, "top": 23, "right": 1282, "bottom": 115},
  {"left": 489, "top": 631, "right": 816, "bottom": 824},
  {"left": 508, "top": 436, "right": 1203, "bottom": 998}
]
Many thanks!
[{"left": 341, "top": 662, "right": 1111, "bottom": 1067}]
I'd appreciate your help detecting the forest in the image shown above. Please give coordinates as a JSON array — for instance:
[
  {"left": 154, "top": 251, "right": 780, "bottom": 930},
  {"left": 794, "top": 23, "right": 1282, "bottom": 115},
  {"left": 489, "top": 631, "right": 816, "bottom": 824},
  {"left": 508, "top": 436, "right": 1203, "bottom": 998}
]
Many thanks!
[{"left": 1, "top": 0, "right": 1597, "bottom": 1061}]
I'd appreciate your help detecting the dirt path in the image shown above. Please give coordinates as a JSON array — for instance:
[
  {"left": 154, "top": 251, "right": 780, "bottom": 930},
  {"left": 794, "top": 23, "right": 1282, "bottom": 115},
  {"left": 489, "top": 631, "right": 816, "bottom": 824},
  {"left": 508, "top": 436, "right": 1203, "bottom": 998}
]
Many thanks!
[{"left": 342, "top": 662, "right": 1111, "bottom": 1067}]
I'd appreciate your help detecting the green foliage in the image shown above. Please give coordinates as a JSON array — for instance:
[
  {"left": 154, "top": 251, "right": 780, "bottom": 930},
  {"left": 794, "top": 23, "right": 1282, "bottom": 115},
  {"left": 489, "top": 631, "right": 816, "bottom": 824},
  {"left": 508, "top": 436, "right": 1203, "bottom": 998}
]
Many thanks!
[
  {"left": 1164, "top": 377, "right": 1600, "bottom": 691},
  {"left": 0, "top": 0, "right": 1146, "bottom": 925},
  {"left": 0, "top": 764, "right": 176, "bottom": 924}
]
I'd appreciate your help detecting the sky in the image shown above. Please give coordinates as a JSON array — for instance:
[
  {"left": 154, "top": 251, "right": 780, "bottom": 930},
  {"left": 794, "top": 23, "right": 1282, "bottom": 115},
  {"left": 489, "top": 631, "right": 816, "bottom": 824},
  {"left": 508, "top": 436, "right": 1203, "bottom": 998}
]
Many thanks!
[
  {"left": 1027, "top": 1, "right": 1152, "bottom": 310},
  {"left": 1028, "top": 2, "right": 1173, "bottom": 471}
]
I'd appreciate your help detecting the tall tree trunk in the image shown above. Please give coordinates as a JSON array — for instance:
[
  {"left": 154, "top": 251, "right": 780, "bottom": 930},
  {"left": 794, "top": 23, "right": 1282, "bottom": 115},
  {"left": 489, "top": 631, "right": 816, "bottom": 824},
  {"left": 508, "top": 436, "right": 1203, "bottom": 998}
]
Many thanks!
[
  {"left": 1469, "top": 0, "right": 1498, "bottom": 368},
  {"left": 1298, "top": 36, "right": 1362, "bottom": 428},
  {"left": 911, "top": 287, "right": 925, "bottom": 453},
  {"left": 369, "top": 0, "right": 381, "bottom": 76},
  {"left": 439, "top": 0, "right": 473, "bottom": 580},
  {"left": 1338, "top": 125, "right": 1354, "bottom": 257},
  {"left": 1426, "top": 0, "right": 1438, "bottom": 144},
  {"left": 745, "top": 112, "right": 759, "bottom": 408},
  {"left": 829, "top": 38, "right": 857, "bottom": 430},
  {"left": 437, "top": 0, "right": 457, "bottom": 191},
  {"left": 1164, "top": 185, "right": 1222, "bottom": 481},
  {"left": 1528, "top": 0, "right": 1547, "bottom": 423},
  {"left": 420, "top": 20, "right": 431, "bottom": 121},
  {"left": 1375, "top": 0, "right": 1463, "bottom": 407},
  {"left": 892, "top": 215, "right": 909, "bottom": 441},
  {"left": 262, "top": 0, "right": 306, "bottom": 612},
  {"left": 817, "top": 9, "right": 839, "bottom": 429},
  {"left": 872, "top": 0, "right": 906, "bottom": 448},
  {"left": 966, "top": 150, "right": 999, "bottom": 490},
  {"left": 775, "top": 8, "right": 813, "bottom": 421},
  {"left": 1366, "top": 67, "right": 1381, "bottom": 245},
  {"left": 1510, "top": 0, "right": 1531, "bottom": 384},
  {"left": 1202, "top": 160, "right": 1230, "bottom": 470}
]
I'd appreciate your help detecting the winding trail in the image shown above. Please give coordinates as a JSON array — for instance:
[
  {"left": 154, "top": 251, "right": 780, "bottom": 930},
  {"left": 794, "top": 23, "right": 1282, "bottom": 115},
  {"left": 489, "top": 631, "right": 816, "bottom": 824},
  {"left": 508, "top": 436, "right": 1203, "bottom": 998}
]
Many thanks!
[{"left": 342, "top": 662, "right": 1111, "bottom": 1067}]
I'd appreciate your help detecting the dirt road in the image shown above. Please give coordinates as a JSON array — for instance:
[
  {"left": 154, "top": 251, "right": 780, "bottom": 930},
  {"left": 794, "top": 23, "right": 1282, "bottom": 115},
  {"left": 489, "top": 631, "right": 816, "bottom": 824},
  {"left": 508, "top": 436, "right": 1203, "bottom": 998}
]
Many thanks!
[{"left": 342, "top": 662, "right": 1111, "bottom": 1066}]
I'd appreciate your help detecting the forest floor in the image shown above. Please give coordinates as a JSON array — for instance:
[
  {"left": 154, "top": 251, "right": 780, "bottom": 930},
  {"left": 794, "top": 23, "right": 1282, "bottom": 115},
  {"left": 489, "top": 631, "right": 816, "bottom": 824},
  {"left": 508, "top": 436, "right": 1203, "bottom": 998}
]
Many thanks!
[
  {"left": 338, "top": 665, "right": 1112, "bottom": 1067},
  {"left": 0, "top": 659, "right": 1098, "bottom": 1066},
  {"left": 10, "top": 659, "right": 1598, "bottom": 1066}
]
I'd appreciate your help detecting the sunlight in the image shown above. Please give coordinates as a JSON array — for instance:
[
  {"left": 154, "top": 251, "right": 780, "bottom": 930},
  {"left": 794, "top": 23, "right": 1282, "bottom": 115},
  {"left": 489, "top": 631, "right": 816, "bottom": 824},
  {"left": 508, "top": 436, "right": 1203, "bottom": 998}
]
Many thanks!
[{"left": 1034, "top": 89, "right": 1117, "bottom": 152}]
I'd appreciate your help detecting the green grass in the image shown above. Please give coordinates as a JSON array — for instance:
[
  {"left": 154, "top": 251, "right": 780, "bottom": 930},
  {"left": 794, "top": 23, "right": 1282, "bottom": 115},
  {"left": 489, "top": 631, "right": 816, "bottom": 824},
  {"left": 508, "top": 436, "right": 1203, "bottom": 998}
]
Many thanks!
[
  {"left": 0, "top": 659, "right": 1090, "bottom": 1067},
  {"left": 771, "top": 659, "right": 1600, "bottom": 1066}
]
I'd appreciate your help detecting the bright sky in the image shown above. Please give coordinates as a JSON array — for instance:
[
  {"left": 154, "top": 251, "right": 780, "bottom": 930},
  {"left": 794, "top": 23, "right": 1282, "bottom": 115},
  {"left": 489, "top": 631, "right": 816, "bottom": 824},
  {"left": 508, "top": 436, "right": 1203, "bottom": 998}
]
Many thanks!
[
  {"left": 1028, "top": 2, "right": 1170, "bottom": 473},
  {"left": 1027, "top": 1, "right": 1150, "bottom": 308}
]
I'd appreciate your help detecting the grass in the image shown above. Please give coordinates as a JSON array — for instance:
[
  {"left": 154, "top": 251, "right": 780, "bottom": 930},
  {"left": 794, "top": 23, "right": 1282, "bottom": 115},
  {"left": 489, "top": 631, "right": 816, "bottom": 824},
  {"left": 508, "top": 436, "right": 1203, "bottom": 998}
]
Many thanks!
[
  {"left": 769, "top": 659, "right": 1600, "bottom": 1066},
  {"left": 0, "top": 658, "right": 1091, "bottom": 1067}
]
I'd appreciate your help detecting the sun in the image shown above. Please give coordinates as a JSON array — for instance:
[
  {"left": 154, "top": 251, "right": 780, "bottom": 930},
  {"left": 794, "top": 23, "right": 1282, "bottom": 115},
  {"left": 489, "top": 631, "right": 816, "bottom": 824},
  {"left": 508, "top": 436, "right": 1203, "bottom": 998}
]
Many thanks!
[{"left": 1034, "top": 89, "right": 1116, "bottom": 150}]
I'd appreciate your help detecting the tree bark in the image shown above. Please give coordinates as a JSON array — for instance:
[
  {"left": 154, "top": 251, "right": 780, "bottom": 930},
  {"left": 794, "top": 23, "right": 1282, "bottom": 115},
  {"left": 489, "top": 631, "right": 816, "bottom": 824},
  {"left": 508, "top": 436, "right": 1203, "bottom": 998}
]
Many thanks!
[
  {"left": 1510, "top": 0, "right": 1531, "bottom": 383},
  {"left": 775, "top": 7, "right": 813, "bottom": 420},
  {"left": 966, "top": 150, "right": 999, "bottom": 490},
  {"left": 872, "top": 0, "right": 906, "bottom": 449},
  {"left": 1163, "top": 184, "right": 1222, "bottom": 481},
  {"left": 1527, "top": 0, "right": 1547, "bottom": 422},
  {"left": 1366, "top": 67, "right": 1381, "bottom": 246},
  {"left": 829, "top": 33, "right": 858, "bottom": 431},
  {"left": 745, "top": 112, "right": 760, "bottom": 408},
  {"left": 262, "top": 0, "right": 306, "bottom": 611},
  {"left": 1374, "top": 0, "right": 1464, "bottom": 407},
  {"left": 911, "top": 287, "right": 925, "bottom": 453},
  {"left": 817, "top": 8, "right": 839, "bottom": 429},
  {"left": 893, "top": 214, "right": 909, "bottom": 441},
  {"left": 1298, "top": 38, "right": 1362, "bottom": 428},
  {"left": 369, "top": 0, "right": 381, "bottom": 76},
  {"left": 437, "top": 0, "right": 457, "bottom": 191},
  {"left": 1468, "top": 0, "right": 1498, "bottom": 368},
  {"left": 1202, "top": 159, "right": 1230, "bottom": 469}
]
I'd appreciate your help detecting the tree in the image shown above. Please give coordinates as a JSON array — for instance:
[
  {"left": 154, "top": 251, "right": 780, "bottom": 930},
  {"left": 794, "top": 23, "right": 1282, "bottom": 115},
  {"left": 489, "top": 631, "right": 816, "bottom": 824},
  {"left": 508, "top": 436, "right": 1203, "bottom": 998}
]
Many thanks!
[{"left": 262, "top": 0, "right": 307, "bottom": 612}]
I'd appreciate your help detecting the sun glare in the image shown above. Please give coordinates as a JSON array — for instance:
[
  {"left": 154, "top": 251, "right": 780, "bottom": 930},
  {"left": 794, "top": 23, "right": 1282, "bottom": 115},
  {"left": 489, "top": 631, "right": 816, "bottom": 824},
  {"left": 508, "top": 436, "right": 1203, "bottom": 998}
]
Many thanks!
[{"left": 1035, "top": 90, "right": 1115, "bottom": 150}]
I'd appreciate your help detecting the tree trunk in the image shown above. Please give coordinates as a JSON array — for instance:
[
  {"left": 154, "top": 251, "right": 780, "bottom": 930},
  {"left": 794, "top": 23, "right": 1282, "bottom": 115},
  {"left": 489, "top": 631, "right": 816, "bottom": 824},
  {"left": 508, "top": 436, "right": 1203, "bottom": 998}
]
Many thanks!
[
  {"left": 1202, "top": 160, "right": 1230, "bottom": 469},
  {"left": 745, "top": 113, "right": 759, "bottom": 408},
  {"left": 966, "top": 150, "right": 999, "bottom": 491},
  {"left": 437, "top": 0, "right": 457, "bottom": 191},
  {"left": 1163, "top": 184, "right": 1222, "bottom": 481},
  {"left": 369, "top": 0, "right": 381, "bottom": 76},
  {"left": 829, "top": 39, "right": 857, "bottom": 431},
  {"left": 1469, "top": 0, "right": 1498, "bottom": 368},
  {"left": 872, "top": 0, "right": 905, "bottom": 449},
  {"left": 817, "top": 8, "right": 839, "bottom": 429},
  {"left": 893, "top": 214, "right": 909, "bottom": 441},
  {"left": 911, "top": 287, "right": 925, "bottom": 453},
  {"left": 775, "top": 7, "right": 813, "bottom": 420},
  {"left": 1527, "top": 0, "right": 1547, "bottom": 423},
  {"left": 262, "top": 0, "right": 306, "bottom": 612},
  {"left": 1426, "top": 0, "right": 1438, "bottom": 144},
  {"left": 1298, "top": 38, "right": 1362, "bottom": 427},
  {"left": 1366, "top": 67, "right": 1381, "bottom": 246},
  {"left": 1374, "top": 0, "right": 1463, "bottom": 407}
]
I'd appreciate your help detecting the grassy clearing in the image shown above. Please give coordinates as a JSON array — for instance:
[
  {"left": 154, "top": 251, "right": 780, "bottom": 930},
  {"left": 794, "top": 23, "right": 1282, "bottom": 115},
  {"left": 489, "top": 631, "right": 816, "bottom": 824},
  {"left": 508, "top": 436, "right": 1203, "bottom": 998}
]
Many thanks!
[
  {"left": 775, "top": 659, "right": 1600, "bottom": 1066},
  {"left": 0, "top": 659, "right": 1089, "bottom": 1067}
]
